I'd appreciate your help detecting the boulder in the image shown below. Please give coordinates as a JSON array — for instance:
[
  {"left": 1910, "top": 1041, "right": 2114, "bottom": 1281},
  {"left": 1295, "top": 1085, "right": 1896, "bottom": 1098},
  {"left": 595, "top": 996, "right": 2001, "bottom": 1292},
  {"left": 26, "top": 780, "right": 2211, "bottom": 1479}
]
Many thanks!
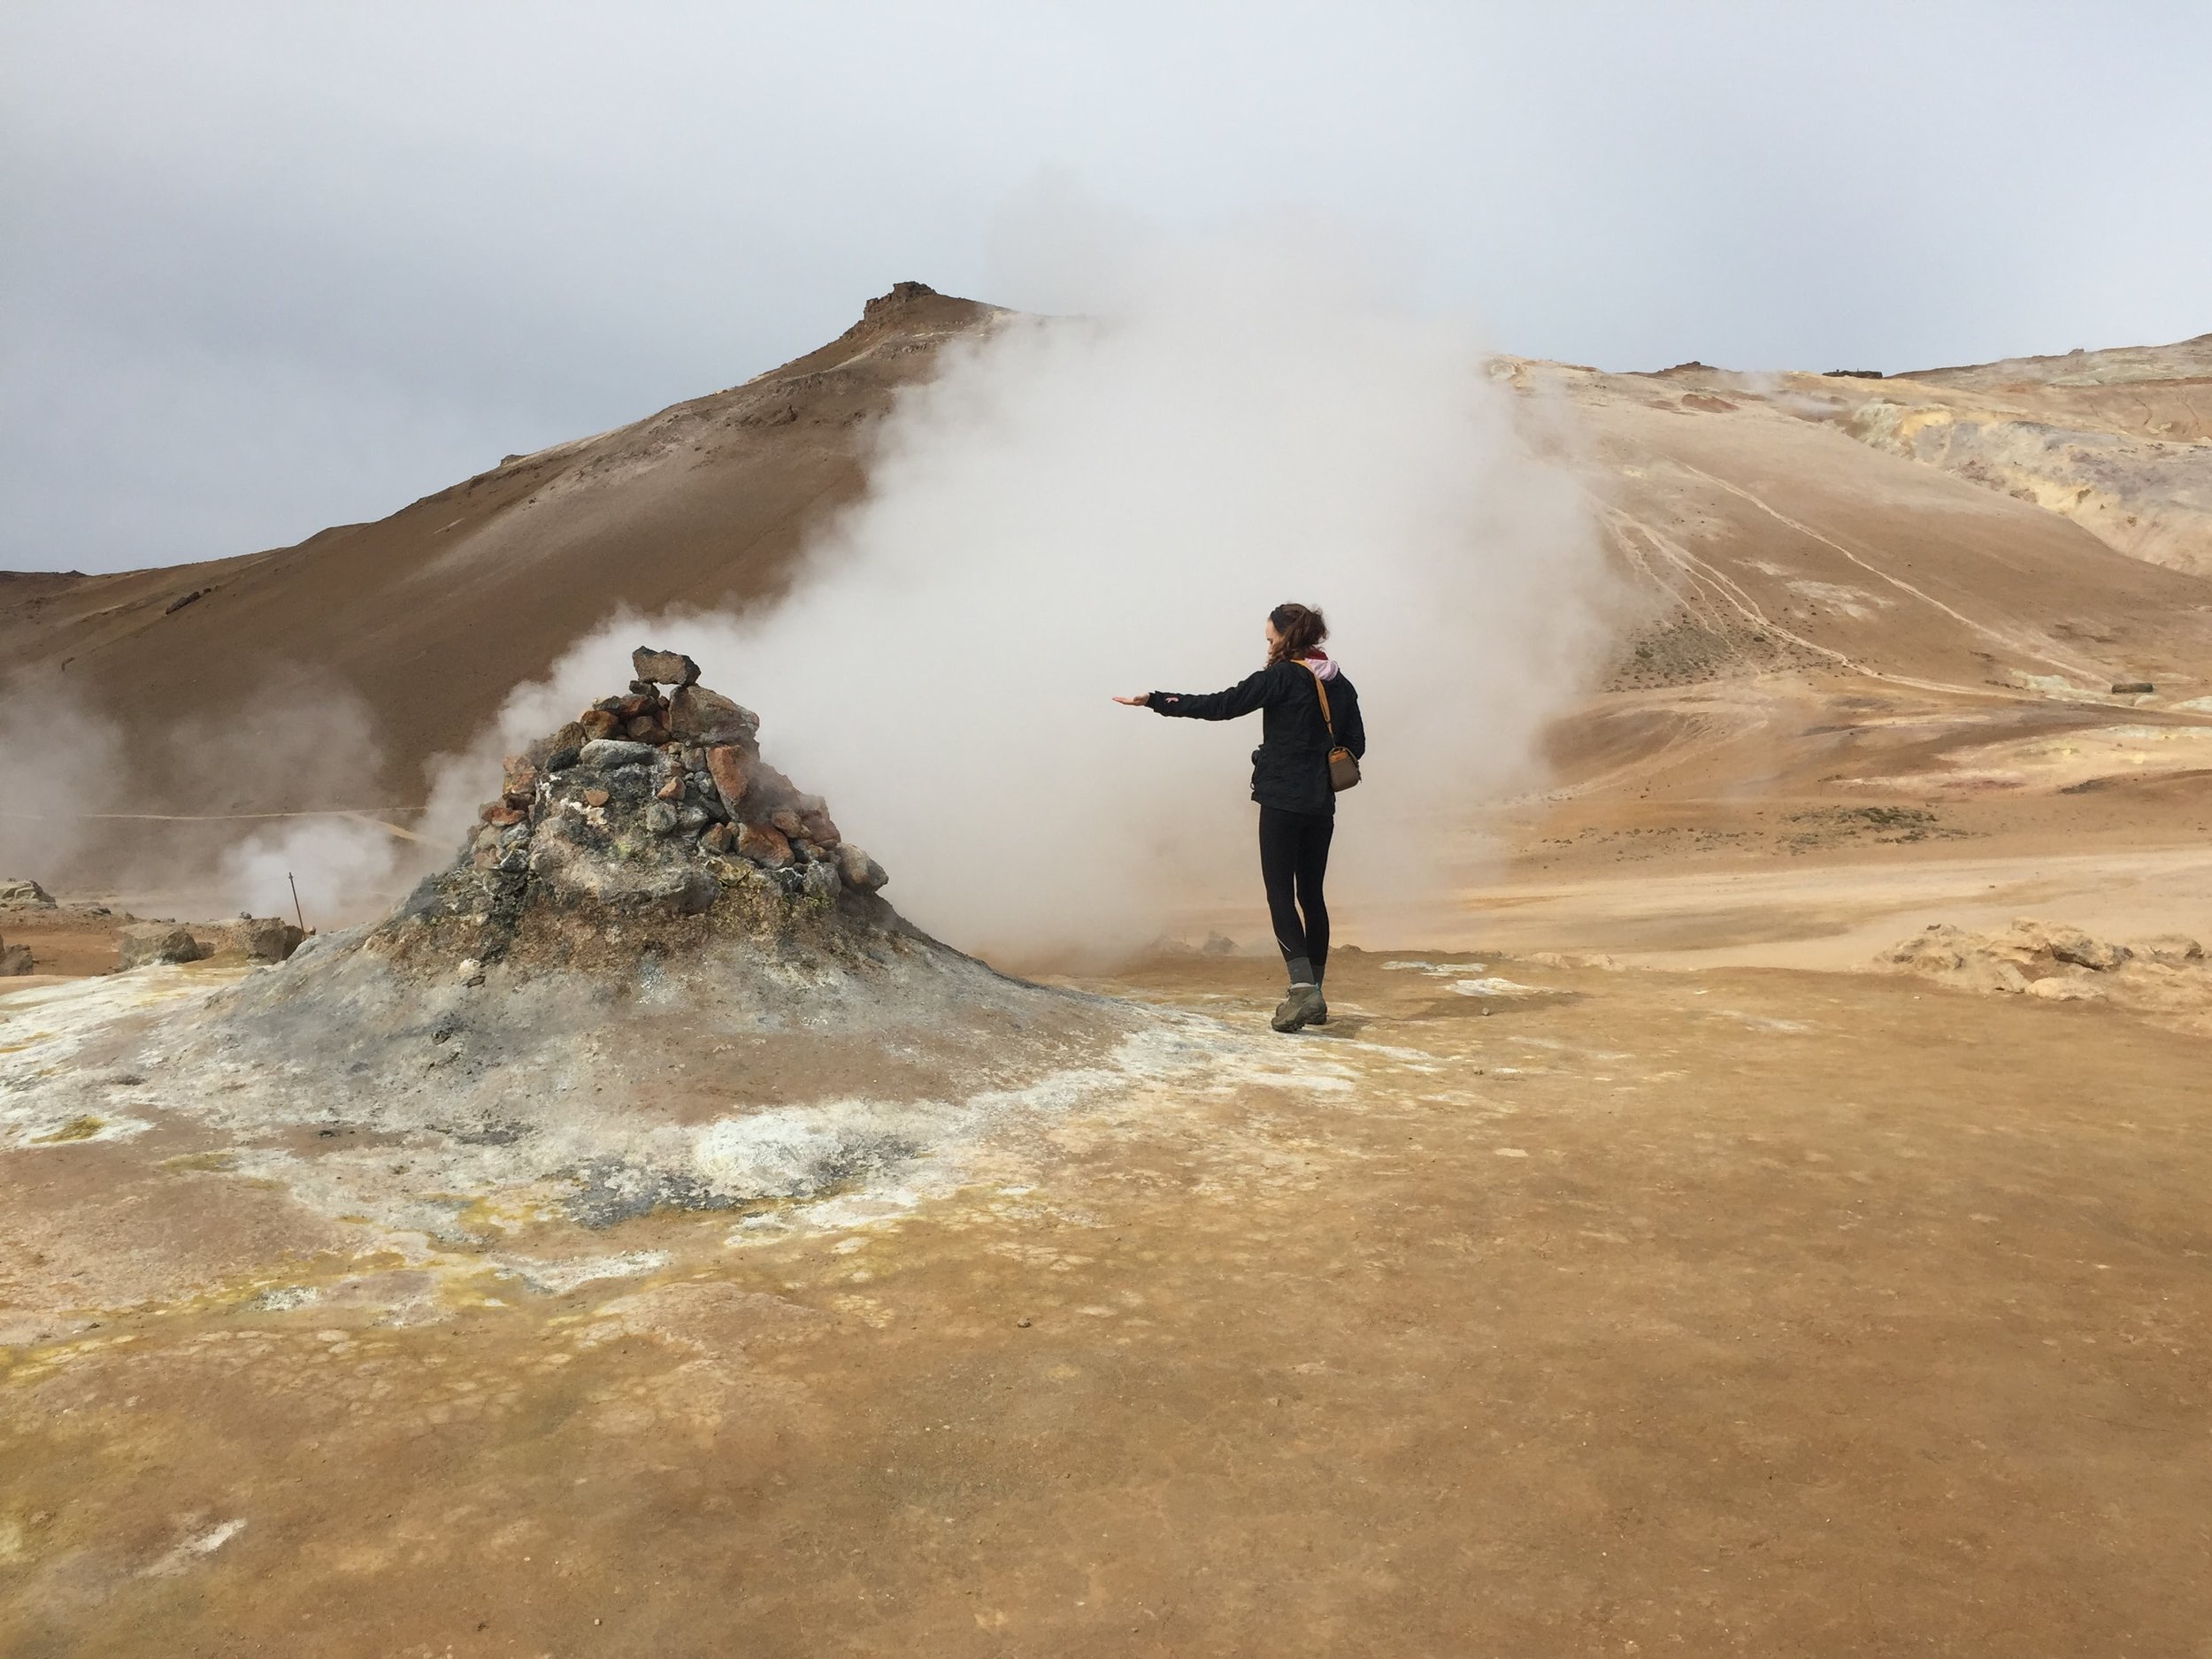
[
  {"left": 2018, "top": 920, "right": 2126, "bottom": 972},
  {"left": 632, "top": 647, "right": 703, "bottom": 687},
  {"left": 668, "top": 685, "right": 758, "bottom": 748},
  {"left": 705, "top": 747, "right": 749, "bottom": 813},
  {"left": 801, "top": 861, "right": 841, "bottom": 903},
  {"left": 770, "top": 807, "right": 805, "bottom": 839},
  {"left": 624, "top": 714, "right": 668, "bottom": 743},
  {"left": 837, "top": 843, "right": 888, "bottom": 892},
  {"left": 578, "top": 708, "right": 621, "bottom": 740},
  {"left": 196, "top": 915, "right": 306, "bottom": 963},
  {"left": 0, "top": 878, "right": 56, "bottom": 908},
  {"left": 800, "top": 808, "right": 841, "bottom": 849},
  {"left": 736, "top": 822, "right": 793, "bottom": 867},
  {"left": 578, "top": 739, "right": 657, "bottom": 769},
  {"left": 0, "top": 941, "right": 32, "bottom": 975},
  {"left": 119, "top": 923, "right": 209, "bottom": 969}
]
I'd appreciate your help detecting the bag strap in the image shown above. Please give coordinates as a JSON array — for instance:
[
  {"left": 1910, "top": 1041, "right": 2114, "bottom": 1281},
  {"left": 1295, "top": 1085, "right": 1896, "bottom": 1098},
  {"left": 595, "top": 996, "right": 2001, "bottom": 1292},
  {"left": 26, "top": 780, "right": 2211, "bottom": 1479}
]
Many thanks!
[{"left": 1301, "top": 661, "right": 1337, "bottom": 741}]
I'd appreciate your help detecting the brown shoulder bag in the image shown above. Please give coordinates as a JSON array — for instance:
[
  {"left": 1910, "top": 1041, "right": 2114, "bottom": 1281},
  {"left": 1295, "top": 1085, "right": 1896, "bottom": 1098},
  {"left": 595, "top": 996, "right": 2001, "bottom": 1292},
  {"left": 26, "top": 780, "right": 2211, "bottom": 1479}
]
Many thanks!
[{"left": 1302, "top": 664, "right": 1362, "bottom": 792}]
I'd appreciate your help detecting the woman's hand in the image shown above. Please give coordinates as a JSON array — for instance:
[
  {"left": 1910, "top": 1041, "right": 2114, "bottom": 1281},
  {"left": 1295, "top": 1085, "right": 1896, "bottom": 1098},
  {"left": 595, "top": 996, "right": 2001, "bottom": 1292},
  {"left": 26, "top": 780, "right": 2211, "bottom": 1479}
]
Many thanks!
[{"left": 1112, "top": 693, "right": 1152, "bottom": 707}]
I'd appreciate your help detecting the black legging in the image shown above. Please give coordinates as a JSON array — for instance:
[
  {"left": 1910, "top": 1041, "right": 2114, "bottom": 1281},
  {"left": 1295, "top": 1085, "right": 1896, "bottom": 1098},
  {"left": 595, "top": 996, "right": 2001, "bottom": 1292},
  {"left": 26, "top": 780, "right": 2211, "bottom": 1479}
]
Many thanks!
[{"left": 1258, "top": 805, "right": 1333, "bottom": 982}]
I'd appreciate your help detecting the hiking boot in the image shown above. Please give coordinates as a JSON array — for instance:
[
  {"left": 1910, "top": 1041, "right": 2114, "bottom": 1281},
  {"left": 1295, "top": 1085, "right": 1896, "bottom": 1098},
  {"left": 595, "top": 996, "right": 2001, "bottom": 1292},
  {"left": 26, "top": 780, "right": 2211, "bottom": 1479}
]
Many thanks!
[
  {"left": 1271, "top": 981, "right": 1325, "bottom": 1033},
  {"left": 1307, "top": 990, "right": 1330, "bottom": 1026}
]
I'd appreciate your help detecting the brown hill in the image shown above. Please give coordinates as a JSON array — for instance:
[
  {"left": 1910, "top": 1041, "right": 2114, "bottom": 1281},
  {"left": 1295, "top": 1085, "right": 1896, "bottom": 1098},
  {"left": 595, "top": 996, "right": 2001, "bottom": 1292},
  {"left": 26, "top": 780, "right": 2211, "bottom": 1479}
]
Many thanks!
[
  {"left": 5, "top": 291, "right": 2211, "bottom": 926},
  {"left": 0, "top": 280, "right": 997, "bottom": 806}
]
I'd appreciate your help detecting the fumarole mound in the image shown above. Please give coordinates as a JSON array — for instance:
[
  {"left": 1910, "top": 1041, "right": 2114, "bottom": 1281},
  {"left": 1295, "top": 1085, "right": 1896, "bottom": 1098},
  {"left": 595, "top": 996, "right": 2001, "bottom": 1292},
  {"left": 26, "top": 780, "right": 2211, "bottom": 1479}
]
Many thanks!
[
  {"left": 383, "top": 645, "right": 893, "bottom": 975},
  {"left": 61, "top": 650, "right": 1150, "bottom": 1233}
]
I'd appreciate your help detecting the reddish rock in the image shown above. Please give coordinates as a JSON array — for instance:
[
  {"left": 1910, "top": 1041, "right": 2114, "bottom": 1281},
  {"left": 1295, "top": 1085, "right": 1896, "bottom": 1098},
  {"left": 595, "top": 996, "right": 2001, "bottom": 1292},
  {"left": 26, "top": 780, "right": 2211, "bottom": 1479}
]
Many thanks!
[
  {"left": 579, "top": 708, "right": 620, "bottom": 740},
  {"left": 770, "top": 807, "right": 805, "bottom": 839},
  {"left": 480, "top": 801, "right": 525, "bottom": 827},
  {"left": 624, "top": 714, "right": 664, "bottom": 742},
  {"left": 656, "top": 774, "right": 684, "bottom": 802},
  {"left": 736, "top": 822, "right": 793, "bottom": 867},
  {"left": 735, "top": 759, "right": 797, "bottom": 818},
  {"left": 702, "top": 822, "right": 733, "bottom": 854},
  {"left": 580, "top": 787, "right": 611, "bottom": 808},
  {"left": 800, "top": 809, "right": 841, "bottom": 848},
  {"left": 615, "top": 692, "right": 660, "bottom": 719},
  {"left": 705, "top": 747, "right": 749, "bottom": 813},
  {"left": 501, "top": 756, "right": 539, "bottom": 805},
  {"left": 668, "top": 685, "right": 758, "bottom": 747}
]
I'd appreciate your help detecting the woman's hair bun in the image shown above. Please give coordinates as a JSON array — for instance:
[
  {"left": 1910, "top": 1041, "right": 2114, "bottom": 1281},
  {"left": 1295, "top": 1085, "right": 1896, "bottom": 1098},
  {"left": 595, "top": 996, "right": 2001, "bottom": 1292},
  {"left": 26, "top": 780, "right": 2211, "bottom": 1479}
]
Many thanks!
[{"left": 1268, "top": 603, "right": 1328, "bottom": 663}]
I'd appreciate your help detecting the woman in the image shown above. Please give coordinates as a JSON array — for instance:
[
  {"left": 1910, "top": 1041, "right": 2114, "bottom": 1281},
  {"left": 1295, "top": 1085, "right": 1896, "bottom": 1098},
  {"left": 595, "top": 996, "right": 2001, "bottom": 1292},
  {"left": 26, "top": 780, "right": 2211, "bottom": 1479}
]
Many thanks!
[{"left": 1116, "top": 603, "right": 1365, "bottom": 1033}]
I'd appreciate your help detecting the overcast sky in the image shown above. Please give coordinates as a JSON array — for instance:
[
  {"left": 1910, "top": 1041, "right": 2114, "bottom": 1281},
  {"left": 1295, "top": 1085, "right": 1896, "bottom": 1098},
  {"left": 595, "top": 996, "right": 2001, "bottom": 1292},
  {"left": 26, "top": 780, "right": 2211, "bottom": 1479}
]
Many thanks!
[{"left": 4, "top": 1, "right": 2208, "bottom": 574}]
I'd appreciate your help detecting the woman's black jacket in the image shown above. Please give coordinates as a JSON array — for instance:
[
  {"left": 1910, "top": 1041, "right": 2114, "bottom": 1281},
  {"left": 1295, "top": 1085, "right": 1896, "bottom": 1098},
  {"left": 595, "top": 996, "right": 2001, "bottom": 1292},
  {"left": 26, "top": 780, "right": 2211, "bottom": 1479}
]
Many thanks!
[{"left": 1148, "top": 660, "right": 1366, "bottom": 816}]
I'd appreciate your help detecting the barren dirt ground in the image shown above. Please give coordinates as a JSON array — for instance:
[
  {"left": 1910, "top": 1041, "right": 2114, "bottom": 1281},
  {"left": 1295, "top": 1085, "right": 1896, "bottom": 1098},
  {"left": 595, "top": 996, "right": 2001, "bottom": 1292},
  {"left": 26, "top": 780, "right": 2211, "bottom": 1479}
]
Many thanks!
[{"left": 5, "top": 924, "right": 2208, "bottom": 1656}]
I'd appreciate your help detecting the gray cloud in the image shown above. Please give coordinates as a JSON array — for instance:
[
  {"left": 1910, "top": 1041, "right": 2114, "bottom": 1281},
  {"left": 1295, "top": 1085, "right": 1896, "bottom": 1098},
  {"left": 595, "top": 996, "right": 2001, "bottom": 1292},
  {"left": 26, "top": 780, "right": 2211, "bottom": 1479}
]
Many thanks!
[{"left": 4, "top": 0, "right": 2208, "bottom": 572}]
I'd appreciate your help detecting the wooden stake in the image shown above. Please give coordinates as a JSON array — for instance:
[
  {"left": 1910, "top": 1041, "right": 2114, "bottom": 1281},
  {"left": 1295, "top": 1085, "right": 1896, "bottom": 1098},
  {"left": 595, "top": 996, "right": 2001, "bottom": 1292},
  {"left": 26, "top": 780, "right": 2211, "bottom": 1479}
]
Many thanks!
[{"left": 288, "top": 872, "right": 306, "bottom": 933}]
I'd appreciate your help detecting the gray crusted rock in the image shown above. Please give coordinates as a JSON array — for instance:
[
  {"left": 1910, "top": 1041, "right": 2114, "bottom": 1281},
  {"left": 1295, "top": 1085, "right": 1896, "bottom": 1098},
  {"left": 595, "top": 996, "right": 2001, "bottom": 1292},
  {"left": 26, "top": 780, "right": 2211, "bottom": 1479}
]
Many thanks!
[
  {"left": 578, "top": 739, "right": 657, "bottom": 770},
  {"left": 676, "top": 870, "right": 719, "bottom": 915},
  {"left": 837, "top": 843, "right": 889, "bottom": 892},
  {"left": 644, "top": 801, "right": 680, "bottom": 835},
  {"left": 801, "top": 860, "right": 841, "bottom": 904},
  {"left": 0, "top": 878, "right": 56, "bottom": 908},
  {"left": 0, "top": 941, "right": 32, "bottom": 975},
  {"left": 119, "top": 923, "right": 208, "bottom": 969},
  {"left": 633, "top": 648, "right": 702, "bottom": 687},
  {"left": 668, "top": 685, "right": 758, "bottom": 748}
]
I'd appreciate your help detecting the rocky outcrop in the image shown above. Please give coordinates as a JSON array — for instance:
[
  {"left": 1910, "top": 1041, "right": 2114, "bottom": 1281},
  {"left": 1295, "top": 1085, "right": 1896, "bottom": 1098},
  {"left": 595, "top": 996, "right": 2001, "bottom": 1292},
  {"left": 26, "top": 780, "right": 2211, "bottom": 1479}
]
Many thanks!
[
  {"left": 0, "top": 878, "right": 56, "bottom": 909},
  {"left": 1883, "top": 918, "right": 2212, "bottom": 1033},
  {"left": 116, "top": 914, "right": 305, "bottom": 971},
  {"left": 0, "top": 937, "right": 31, "bottom": 975},
  {"left": 377, "top": 647, "right": 892, "bottom": 975}
]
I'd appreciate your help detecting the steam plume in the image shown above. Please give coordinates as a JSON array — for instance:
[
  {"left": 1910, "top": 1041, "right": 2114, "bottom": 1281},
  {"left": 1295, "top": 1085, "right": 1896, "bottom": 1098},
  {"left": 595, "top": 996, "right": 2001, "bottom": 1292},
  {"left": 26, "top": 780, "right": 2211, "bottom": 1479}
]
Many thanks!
[{"left": 478, "top": 213, "right": 1615, "bottom": 960}]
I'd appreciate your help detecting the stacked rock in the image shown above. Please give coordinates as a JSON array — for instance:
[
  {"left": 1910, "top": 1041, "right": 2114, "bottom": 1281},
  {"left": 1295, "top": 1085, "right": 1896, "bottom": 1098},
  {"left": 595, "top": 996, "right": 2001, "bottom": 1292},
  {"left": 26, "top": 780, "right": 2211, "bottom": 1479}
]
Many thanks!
[{"left": 469, "top": 646, "right": 887, "bottom": 902}]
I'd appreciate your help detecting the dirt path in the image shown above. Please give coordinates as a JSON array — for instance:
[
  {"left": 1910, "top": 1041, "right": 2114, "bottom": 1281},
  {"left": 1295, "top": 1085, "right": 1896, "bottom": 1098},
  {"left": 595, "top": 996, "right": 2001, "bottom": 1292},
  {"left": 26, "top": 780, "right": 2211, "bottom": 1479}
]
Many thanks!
[{"left": 4, "top": 950, "right": 2208, "bottom": 1655}]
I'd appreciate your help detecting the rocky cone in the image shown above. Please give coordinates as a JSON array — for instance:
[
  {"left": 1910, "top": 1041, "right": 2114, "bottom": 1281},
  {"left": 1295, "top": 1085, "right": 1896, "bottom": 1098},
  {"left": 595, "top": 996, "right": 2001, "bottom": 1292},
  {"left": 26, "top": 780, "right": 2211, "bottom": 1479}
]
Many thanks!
[{"left": 380, "top": 647, "right": 890, "bottom": 972}]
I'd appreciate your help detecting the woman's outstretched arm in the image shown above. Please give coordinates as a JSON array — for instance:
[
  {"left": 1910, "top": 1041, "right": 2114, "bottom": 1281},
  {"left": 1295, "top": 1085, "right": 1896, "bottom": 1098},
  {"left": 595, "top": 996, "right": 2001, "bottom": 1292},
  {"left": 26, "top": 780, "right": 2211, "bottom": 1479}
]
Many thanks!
[{"left": 1133, "top": 668, "right": 1278, "bottom": 721}]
